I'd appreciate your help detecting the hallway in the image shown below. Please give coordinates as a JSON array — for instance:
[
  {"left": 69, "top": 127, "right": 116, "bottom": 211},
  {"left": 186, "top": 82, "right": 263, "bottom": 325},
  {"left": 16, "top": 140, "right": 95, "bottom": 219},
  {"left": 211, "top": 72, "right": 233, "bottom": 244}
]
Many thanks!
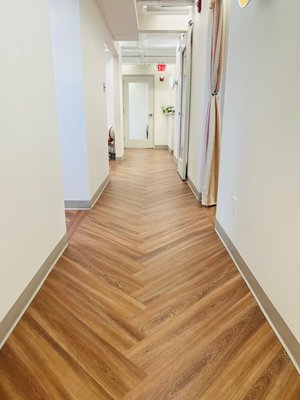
[{"left": 0, "top": 149, "right": 299, "bottom": 399}]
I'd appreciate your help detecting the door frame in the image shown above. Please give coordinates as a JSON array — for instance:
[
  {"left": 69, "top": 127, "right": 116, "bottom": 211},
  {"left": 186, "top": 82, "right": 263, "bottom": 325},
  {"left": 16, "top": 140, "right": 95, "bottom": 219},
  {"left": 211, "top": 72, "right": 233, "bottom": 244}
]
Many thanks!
[
  {"left": 176, "top": 23, "right": 193, "bottom": 180},
  {"left": 123, "top": 75, "right": 155, "bottom": 149}
]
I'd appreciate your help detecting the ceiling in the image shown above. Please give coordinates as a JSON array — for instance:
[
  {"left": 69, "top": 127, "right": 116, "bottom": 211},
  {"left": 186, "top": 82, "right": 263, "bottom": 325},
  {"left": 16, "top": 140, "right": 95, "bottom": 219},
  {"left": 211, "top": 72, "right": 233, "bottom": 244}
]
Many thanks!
[
  {"left": 121, "top": 32, "right": 180, "bottom": 64},
  {"left": 97, "top": 0, "right": 193, "bottom": 65},
  {"left": 123, "top": 1, "right": 193, "bottom": 65},
  {"left": 96, "top": 0, "right": 139, "bottom": 41},
  {"left": 136, "top": 0, "right": 193, "bottom": 15}
]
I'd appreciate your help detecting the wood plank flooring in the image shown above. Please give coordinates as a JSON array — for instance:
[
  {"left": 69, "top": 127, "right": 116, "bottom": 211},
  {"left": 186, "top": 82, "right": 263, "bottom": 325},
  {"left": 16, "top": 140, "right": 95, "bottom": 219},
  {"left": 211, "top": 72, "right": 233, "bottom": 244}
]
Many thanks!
[{"left": 1, "top": 149, "right": 300, "bottom": 399}]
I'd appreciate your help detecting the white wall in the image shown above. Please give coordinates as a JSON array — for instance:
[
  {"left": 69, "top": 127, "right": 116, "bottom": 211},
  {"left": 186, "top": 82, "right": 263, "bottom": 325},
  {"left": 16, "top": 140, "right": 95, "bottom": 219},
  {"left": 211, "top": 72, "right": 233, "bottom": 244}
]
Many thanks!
[
  {"left": 105, "top": 48, "right": 124, "bottom": 159},
  {"left": 80, "top": 0, "right": 109, "bottom": 198},
  {"left": 167, "top": 115, "right": 175, "bottom": 152},
  {"left": 138, "top": 14, "right": 190, "bottom": 33},
  {"left": 113, "top": 54, "right": 125, "bottom": 158},
  {"left": 187, "top": 1, "right": 211, "bottom": 192},
  {"left": 0, "top": 1, "right": 66, "bottom": 321},
  {"left": 105, "top": 51, "right": 115, "bottom": 129},
  {"left": 49, "top": 0, "right": 90, "bottom": 201},
  {"left": 217, "top": 0, "right": 300, "bottom": 343},
  {"left": 122, "top": 64, "right": 176, "bottom": 146},
  {"left": 50, "top": 0, "right": 110, "bottom": 204}
]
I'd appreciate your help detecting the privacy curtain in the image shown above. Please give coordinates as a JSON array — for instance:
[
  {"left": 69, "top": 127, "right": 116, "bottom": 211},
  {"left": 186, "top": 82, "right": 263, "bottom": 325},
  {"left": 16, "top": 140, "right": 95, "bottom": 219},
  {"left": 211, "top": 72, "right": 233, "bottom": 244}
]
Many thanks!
[{"left": 202, "top": 0, "right": 225, "bottom": 206}]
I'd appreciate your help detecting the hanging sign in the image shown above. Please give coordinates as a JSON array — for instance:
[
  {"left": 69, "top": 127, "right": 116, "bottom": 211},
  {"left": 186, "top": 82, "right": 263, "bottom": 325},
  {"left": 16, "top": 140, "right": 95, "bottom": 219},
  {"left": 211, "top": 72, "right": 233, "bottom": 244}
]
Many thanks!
[{"left": 157, "top": 64, "right": 166, "bottom": 72}]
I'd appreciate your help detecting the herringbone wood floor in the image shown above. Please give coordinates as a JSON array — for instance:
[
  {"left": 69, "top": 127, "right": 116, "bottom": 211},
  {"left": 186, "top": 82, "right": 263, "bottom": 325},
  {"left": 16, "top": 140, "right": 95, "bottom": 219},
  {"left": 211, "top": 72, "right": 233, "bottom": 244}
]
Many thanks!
[{"left": 1, "top": 149, "right": 300, "bottom": 399}]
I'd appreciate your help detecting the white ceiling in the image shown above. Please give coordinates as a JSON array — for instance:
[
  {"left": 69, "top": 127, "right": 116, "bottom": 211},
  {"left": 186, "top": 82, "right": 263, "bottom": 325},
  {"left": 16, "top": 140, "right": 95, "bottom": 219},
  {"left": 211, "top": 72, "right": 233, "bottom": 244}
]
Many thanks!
[
  {"left": 136, "top": 0, "right": 194, "bottom": 6},
  {"left": 96, "top": 0, "right": 139, "bottom": 41},
  {"left": 121, "top": 32, "right": 180, "bottom": 64},
  {"left": 136, "top": 0, "right": 193, "bottom": 16},
  {"left": 96, "top": 0, "right": 193, "bottom": 65},
  {"left": 121, "top": 32, "right": 180, "bottom": 49}
]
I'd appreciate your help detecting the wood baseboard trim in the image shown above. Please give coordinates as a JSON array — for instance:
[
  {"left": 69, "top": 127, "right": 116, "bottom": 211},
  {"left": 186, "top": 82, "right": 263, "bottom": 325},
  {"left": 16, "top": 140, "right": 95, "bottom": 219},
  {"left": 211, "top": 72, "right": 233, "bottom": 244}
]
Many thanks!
[
  {"left": 64, "top": 175, "right": 110, "bottom": 210},
  {"left": 0, "top": 234, "right": 68, "bottom": 349},
  {"left": 187, "top": 177, "right": 201, "bottom": 201},
  {"left": 215, "top": 219, "right": 300, "bottom": 374}
]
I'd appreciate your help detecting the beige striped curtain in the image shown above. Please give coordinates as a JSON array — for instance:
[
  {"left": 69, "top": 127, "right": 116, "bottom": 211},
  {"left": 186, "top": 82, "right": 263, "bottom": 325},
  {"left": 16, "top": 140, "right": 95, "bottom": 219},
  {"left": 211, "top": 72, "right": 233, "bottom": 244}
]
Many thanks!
[{"left": 202, "top": 0, "right": 225, "bottom": 206}]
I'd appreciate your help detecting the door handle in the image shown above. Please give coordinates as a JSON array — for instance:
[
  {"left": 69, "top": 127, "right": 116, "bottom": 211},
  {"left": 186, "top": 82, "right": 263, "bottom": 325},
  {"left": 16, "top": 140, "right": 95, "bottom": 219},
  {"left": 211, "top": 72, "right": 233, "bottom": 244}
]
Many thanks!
[
  {"left": 148, "top": 113, "right": 153, "bottom": 117},
  {"left": 146, "top": 125, "right": 149, "bottom": 139}
]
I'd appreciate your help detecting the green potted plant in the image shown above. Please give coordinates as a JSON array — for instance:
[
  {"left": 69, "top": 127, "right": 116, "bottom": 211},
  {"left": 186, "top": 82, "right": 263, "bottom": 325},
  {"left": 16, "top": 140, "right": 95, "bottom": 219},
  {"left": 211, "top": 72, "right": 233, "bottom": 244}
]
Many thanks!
[{"left": 161, "top": 105, "right": 175, "bottom": 115}]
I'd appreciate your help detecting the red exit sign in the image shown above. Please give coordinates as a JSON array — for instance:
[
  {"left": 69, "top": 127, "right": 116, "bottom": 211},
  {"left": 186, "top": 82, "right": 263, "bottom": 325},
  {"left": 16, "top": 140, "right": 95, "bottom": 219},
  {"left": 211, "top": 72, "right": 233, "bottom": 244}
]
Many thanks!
[{"left": 157, "top": 64, "right": 166, "bottom": 72}]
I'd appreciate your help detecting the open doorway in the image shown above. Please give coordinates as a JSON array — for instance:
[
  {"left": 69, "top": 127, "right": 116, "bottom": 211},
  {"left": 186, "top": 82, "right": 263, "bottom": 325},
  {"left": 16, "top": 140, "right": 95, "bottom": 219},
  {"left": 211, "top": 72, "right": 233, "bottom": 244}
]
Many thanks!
[
  {"left": 105, "top": 44, "right": 116, "bottom": 161},
  {"left": 121, "top": 64, "right": 177, "bottom": 152},
  {"left": 120, "top": 32, "right": 179, "bottom": 153},
  {"left": 176, "top": 25, "right": 193, "bottom": 181}
]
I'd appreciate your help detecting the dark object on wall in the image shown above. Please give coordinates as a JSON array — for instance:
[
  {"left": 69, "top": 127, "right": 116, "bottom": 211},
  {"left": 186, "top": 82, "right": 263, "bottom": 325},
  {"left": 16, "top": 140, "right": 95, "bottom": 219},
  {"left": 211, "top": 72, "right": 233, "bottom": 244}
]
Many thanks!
[
  {"left": 197, "top": 0, "right": 202, "bottom": 13},
  {"left": 159, "top": 76, "right": 165, "bottom": 82}
]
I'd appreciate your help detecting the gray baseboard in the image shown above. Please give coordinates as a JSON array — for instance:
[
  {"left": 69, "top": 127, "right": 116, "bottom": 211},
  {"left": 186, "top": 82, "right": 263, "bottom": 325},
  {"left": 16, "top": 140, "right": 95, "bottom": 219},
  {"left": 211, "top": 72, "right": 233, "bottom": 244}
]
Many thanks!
[
  {"left": 187, "top": 177, "right": 202, "bottom": 201},
  {"left": 90, "top": 175, "right": 110, "bottom": 208},
  {"left": 64, "top": 174, "right": 110, "bottom": 210},
  {"left": 215, "top": 219, "right": 300, "bottom": 374},
  {"left": 154, "top": 145, "right": 168, "bottom": 150},
  {"left": 167, "top": 146, "right": 174, "bottom": 155},
  {"left": 116, "top": 155, "right": 125, "bottom": 162},
  {"left": 64, "top": 199, "right": 91, "bottom": 209},
  {"left": 0, "top": 234, "right": 68, "bottom": 349}
]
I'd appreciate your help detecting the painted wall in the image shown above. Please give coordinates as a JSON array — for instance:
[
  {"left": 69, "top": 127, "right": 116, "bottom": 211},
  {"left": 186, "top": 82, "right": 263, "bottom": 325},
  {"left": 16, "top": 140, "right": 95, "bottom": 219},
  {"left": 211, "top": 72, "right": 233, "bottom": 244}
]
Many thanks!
[
  {"left": 122, "top": 64, "right": 176, "bottom": 147},
  {"left": 138, "top": 14, "right": 189, "bottom": 33},
  {"left": 105, "top": 51, "right": 115, "bottom": 129},
  {"left": 105, "top": 48, "right": 124, "bottom": 159},
  {"left": 217, "top": 0, "right": 300, "bottom": 343},
  {"left": 187, "top": 1, "right": 211, "bottom": 192},
  {"left": 49, "top": 0, "right": 90, "bottom": 201},
  {"left": 49, "top": 0, "right": 109, "bottom": 203},
  {"left": 167, "top": 115, "right": 175, "bottom": 152},
  {"left": 113, "top": 54, "right": 125, "bottom": 159},
  {"left": 0, "top": 1, "right": 66, "bottom": 321},
  {"left": 80, "top": 0, "right": 109, "bottom": 198}
]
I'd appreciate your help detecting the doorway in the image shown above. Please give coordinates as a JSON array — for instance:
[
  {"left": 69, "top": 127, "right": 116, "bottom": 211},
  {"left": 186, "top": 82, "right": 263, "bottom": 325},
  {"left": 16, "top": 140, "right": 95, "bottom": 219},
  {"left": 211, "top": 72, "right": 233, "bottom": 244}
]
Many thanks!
[
  {"left": 177, "top": 46, "right": 188, "bottom": 178},
  {"left": 123, "top": 75, "right": 154, "bottom": 148},
  {"left": 176, "top": 25, "right": 193, "bottom": 180}
]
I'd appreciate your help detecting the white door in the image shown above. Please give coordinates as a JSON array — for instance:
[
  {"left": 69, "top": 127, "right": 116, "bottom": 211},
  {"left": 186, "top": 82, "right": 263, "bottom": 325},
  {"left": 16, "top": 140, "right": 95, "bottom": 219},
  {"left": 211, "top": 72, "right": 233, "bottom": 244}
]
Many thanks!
[
  {"left": 124, "top": 76, "right": 154, "bottom": 148},
  {"left": 177, "top": 25, "right": 193, "bottom": 180}
]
